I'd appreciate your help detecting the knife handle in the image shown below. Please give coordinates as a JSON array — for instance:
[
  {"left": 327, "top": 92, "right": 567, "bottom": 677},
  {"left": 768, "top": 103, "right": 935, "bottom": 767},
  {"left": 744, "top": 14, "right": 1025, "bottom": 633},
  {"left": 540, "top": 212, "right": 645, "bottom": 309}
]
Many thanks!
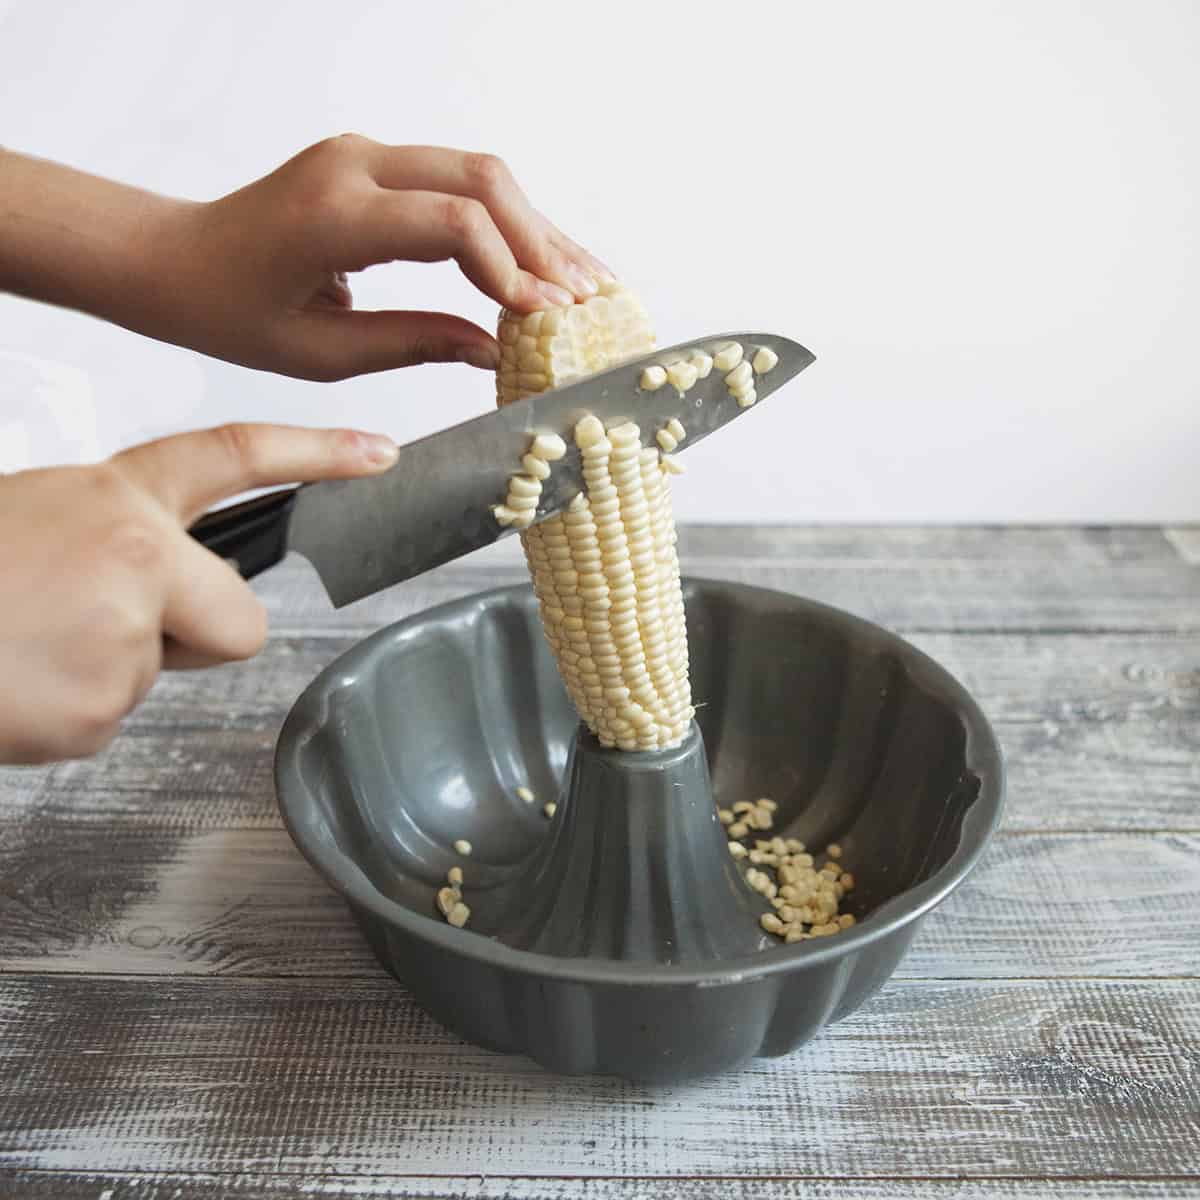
[{"left": 188, "top": 487, "right": 299, "bottom": 580}]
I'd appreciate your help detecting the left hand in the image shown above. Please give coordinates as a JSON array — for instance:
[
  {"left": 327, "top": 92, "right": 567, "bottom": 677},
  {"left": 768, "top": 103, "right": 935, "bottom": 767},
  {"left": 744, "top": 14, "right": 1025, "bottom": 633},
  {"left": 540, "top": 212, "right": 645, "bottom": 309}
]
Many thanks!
[{"left": 0, "top": 137, "right": 612, "bottom": 381}]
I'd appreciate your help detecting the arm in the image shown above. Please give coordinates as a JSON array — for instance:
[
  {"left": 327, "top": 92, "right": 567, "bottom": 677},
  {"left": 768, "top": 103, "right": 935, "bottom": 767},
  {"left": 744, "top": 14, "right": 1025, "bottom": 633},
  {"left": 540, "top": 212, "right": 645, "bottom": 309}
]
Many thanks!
[{"left": 0, "top": 136, "right": 612, "bottom": 380}]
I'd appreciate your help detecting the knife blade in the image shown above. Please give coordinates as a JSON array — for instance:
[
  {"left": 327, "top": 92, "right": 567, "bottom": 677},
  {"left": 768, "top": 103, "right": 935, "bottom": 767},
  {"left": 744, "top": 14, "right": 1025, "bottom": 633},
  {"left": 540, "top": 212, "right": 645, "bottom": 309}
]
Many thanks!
[{"left": 192, "top": 332, "right": 814, "bottom": 607}]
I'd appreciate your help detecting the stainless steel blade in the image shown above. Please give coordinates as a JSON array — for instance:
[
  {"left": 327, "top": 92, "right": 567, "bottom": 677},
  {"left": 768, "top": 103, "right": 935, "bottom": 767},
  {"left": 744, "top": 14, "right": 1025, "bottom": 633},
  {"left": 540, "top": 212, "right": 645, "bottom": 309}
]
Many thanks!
[{"left": 289, "top": 331, "right": 814, "bottom": 606}]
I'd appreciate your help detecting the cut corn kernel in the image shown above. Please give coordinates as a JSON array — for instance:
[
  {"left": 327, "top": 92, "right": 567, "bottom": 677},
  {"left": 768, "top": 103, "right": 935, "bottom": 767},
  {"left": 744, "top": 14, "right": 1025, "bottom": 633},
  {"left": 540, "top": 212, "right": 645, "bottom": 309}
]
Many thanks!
[
  {"left": 725, "top": 360, "right": 754, "bottom": 392},
  {"left": 666, "top": 418, "right": 686, "bottom": 442},
  {"left": 447, "top": 866, "right": 463, "bottom": 886},
  {"left": 660, "top": 454, "right": 685, "bottom": 475},
  {"left": 453, "top": 839, "right": 472, "bottom": 856},
  {"left": 516, "top": 786, "right": 535, "bottom": 803},
  {"left": 688, "top": 351, "right": 713, "bottom": 378},
  {"left": 656, "top": 429, "right": 678, "bottom": 453},
  {"left": 713, "top": 342, "right": 744, "bottom": 372},
  {"left": 530, "top": 433, "right": 567, "bottom": 461},
  {"left": 666, "top": 360, "right": 699, "bottom": 393},
  {"left": 752, "top": 346, "right": 779, "bottom": 375},
  {"left": 640, "top": 365, "right": 668, "bottom": 391}
]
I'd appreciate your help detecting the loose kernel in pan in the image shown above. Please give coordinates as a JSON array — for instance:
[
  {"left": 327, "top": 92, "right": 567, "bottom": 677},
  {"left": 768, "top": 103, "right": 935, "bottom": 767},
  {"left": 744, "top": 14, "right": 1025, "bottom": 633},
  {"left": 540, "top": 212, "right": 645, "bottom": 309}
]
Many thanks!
[
  {"left": 447, "top": 902, "right": 471, "bottom": 928},
  {"left": 516, "top": 786, "right": 535, "bottom": 803},
  {"left": 453, "top": 839, "right": 473, "bottom": 856},
  {"left": 447, "top": 867, "right": 463, "bottom": 886}
]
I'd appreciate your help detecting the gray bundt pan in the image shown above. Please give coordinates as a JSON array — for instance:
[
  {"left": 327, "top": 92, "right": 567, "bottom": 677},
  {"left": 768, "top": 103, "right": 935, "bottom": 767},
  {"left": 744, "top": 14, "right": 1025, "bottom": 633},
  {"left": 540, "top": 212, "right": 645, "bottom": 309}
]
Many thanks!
[{"left": 275, "top": 579, "right": 1004, "bottom": 1083}]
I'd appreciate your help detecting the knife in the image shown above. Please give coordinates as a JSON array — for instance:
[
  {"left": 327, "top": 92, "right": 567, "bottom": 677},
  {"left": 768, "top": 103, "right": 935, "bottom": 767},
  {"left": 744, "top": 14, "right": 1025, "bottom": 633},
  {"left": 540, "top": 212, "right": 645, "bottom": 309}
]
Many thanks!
[{"left": 189, "top": 331, "right": 814, "bottom": 607}]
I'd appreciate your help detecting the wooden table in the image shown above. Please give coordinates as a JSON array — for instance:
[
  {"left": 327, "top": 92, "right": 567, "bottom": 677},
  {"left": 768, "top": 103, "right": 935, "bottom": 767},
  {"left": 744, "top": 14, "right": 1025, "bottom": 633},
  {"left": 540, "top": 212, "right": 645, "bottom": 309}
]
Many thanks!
[{"left": 3, "top": 526, "right": 1198, "bottom": 1199}]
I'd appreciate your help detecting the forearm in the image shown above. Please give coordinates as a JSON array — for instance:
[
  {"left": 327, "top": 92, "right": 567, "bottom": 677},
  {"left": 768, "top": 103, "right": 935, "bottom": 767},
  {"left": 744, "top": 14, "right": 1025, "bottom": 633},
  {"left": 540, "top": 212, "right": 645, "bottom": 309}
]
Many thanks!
[{"left": 0, "top": 147, "right": 194, "bottom": 335}]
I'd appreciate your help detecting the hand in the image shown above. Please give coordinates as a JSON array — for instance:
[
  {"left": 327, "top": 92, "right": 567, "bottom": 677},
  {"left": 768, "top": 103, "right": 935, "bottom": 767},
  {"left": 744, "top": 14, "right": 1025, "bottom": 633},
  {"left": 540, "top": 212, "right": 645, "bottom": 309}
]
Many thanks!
[
  {"left": 0, "top": 423, "right": 398, "bottom": 764},
  {"left": 0, "top": 138, "right": 613, "bottom": 382}
]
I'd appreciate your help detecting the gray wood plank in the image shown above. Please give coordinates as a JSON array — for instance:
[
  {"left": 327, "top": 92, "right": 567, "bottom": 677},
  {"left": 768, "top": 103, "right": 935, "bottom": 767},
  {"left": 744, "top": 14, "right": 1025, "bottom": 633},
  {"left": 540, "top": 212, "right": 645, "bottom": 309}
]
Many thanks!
[
  {"left": 0, "top": 825, "right": 1196, "bottom": 980},
  {"left": 0, "top": 1171, "right": 1195, "bottom": 1199},
  {"left": 256, "top": 552, "right": 1200, "bottom": 636},
  {"left": 4, "top": 631, "right": 1194, "bottom": 833},
  {"left": 0, "top": 975, "right": 1196, "bottom": 1179},
  {"left": 401, "top": 525, "right": 1187, "bottom": 568},
  {"left": 1165, "top": 527, "right": 1200, "bottom": 565}
]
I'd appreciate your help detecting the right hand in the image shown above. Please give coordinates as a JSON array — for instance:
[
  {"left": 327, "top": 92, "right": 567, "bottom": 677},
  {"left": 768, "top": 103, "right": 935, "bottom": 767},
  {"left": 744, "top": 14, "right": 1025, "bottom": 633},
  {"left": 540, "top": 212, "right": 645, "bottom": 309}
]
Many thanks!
[{"left": 0, "top": 422, "right": 398, "bottom": 765}]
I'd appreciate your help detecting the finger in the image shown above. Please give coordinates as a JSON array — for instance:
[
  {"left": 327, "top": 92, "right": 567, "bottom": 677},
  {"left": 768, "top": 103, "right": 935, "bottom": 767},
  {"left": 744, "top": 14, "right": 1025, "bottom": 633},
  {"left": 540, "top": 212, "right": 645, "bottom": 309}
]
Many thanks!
[
  {"left": 291, "top": 308, "right": 500, "bottom": 379},
  {"left": 357, "top": 145, "right": 612, "bottom": 301},
  {"left": 547, "top": 225, "right": 616, "bottom": 287},
  {"left": 350, "top": 189, "right": 573, "bottom": 314},
  {"left": 162, "top": 639, "right": 229, "bottom": 671},
  {"left": 161, "top": 533, "right": 268, "bottom": 664},
  {"left": 112, "top": 423, "right": 399, "bottom": 525}
]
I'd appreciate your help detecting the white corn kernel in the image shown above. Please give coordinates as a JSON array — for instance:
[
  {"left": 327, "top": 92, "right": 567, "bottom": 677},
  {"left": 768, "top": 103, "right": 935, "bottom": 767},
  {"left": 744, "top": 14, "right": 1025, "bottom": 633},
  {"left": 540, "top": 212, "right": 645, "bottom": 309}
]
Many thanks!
[
  {"left": 736, "top": 388, "right": 757, "bottom": 408},
  {"left": 666, "top": 361, "right": 699, "bottom": 393},
  {"left": 453, "top": 839, "right": 472, "bottom": 856},
  {"left": 492, "top": 505, "right": 518, "bottom": 527},
  {"left": 724, "top": 360, "right": 754, "bottom": 392},
  {"left": 543, "top": 801, "right": 557, "bottom": 818},
  {"left": 713, "top": 342, "right": 744, "bottom": 372},
  {"left": 574, "top": 415, "right": 607, "bottom": 448},
  {"left": 447, "top": 902, "right": 471, "bottom": 928},
  {"left": 640, "top": 365, "right": 668, "bottom": 391},
  {"left": 688, "top": 351, "right": 713, "bottom": 378},
  {"left": 752, "top": 346, "right": 779, "bottom": 375},
  {"left": 522, "top": 454, "right": 551, "bottom": 480},
  {"left": 447, "top": 866, "right": 463, "bottom": 886},
  {"left": 508, "top": 475, "right": 542, "bottom": 499},
  {"left": 660, "top": 454, "right": 685, "bottom": 475},
  {"left": 530, "top": 433, "right": 568, "bottom": 461},
  {"left": 516, "top": 786, "right": 535, "bottom": 803},
  {"left": 656, "top": 429, "right": 678, "bottom": 453},
  {"left": 666, "top": 418, "right": 686, "bottom": 442}
]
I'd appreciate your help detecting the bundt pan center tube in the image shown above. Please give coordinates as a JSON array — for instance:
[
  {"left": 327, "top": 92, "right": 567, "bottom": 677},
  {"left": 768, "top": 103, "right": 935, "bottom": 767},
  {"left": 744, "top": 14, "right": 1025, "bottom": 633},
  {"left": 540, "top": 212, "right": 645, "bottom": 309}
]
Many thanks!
[{"left": 275, "top": 580, "right": 1005, "bottom": 1083}]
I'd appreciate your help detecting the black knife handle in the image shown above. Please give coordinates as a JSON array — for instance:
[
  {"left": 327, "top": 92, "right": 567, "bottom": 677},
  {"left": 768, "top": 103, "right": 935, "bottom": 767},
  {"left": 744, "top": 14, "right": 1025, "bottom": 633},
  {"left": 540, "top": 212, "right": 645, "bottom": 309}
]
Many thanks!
[{"left": 188, "top": 488, "right": 299, "bottom": 580}]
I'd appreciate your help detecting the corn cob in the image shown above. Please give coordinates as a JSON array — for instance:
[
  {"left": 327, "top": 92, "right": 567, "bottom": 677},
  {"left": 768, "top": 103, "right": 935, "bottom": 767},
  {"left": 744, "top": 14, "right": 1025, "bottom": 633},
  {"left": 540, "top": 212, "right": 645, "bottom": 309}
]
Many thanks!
[{"left": 496, "top": 283, "right": 694, "bottom": 751}]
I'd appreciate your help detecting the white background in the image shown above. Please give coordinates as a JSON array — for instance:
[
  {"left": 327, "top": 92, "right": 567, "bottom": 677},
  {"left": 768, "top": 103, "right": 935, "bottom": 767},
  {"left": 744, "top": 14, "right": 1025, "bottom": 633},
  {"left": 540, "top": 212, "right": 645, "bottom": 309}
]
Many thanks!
[{"left": 1, "top": 0, "right": 1196, "bottom": 523}]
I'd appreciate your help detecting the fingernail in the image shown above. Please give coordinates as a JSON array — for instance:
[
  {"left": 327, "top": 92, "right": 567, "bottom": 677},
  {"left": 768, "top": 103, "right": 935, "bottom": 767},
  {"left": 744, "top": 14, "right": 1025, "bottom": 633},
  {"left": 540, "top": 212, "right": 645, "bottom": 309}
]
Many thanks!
[
  {"left": 566, "top": 264, "right": 599, "bottom": 297},
  {"left": 537, "top": 279, "right": 575, "bottom": 307},
  {"left": 456, "top": 343, "right": 500, "bottom": 371},
  {"left": 362, "top": 433, "right": 399, "bottom": 468},
  {"left": 590, "top": 258, "right": 616, "bottom": 284}
]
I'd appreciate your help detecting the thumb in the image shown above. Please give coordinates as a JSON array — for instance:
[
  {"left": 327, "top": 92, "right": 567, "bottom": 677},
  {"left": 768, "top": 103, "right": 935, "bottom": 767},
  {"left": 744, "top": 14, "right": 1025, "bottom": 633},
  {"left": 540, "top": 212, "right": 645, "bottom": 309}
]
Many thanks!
[
  {"left": 295, "top": 309, "right": 500, "bottom": 380},
  {"left": 111, "top": 422, "right": 399, "bottom": 524}
]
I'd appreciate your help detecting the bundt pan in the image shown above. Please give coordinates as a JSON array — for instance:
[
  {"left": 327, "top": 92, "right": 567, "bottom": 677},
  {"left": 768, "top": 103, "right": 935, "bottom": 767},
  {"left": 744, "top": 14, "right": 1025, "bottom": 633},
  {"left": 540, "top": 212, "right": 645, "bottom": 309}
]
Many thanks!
[{"left": 275, "top": 580, "right": 1004, "bottom": 1083}]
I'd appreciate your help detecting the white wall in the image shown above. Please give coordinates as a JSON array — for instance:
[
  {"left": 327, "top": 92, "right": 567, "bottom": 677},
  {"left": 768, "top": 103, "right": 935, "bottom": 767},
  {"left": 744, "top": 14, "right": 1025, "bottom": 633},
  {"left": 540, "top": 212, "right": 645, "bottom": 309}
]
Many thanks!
[{"left": 1, "top": 0, "right": 1197, "bottom": 522}]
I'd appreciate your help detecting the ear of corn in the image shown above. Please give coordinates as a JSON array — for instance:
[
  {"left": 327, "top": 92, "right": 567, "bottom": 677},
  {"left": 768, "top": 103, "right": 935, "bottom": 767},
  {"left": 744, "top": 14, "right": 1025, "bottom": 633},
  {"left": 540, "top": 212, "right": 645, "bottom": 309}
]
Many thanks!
[{"left": 496, "top": 283, "right": 693, "bottom": 751}]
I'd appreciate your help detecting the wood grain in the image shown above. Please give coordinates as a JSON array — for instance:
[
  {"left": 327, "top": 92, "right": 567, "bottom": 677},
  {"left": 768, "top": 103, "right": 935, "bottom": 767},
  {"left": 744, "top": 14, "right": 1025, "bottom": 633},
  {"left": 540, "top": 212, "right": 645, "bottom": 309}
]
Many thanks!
[
  {"left": 1, "top": 975, "right": 1197, "bottom": 1179},
  {"left": 3, "top": 525, "right": 1197, "bottom": 1197},
  {"left": 0, "top": 1171, "right": 1195, "bottom": 1199},
  {"left": 4, "top": 630, "right": 1195, "bottom": 833},
  {"left": 1, "top": 827, "right": 1197, "bottom": 981},
  {"left": 257, "top": 553, "right": 1200, "bottom": 637}
]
